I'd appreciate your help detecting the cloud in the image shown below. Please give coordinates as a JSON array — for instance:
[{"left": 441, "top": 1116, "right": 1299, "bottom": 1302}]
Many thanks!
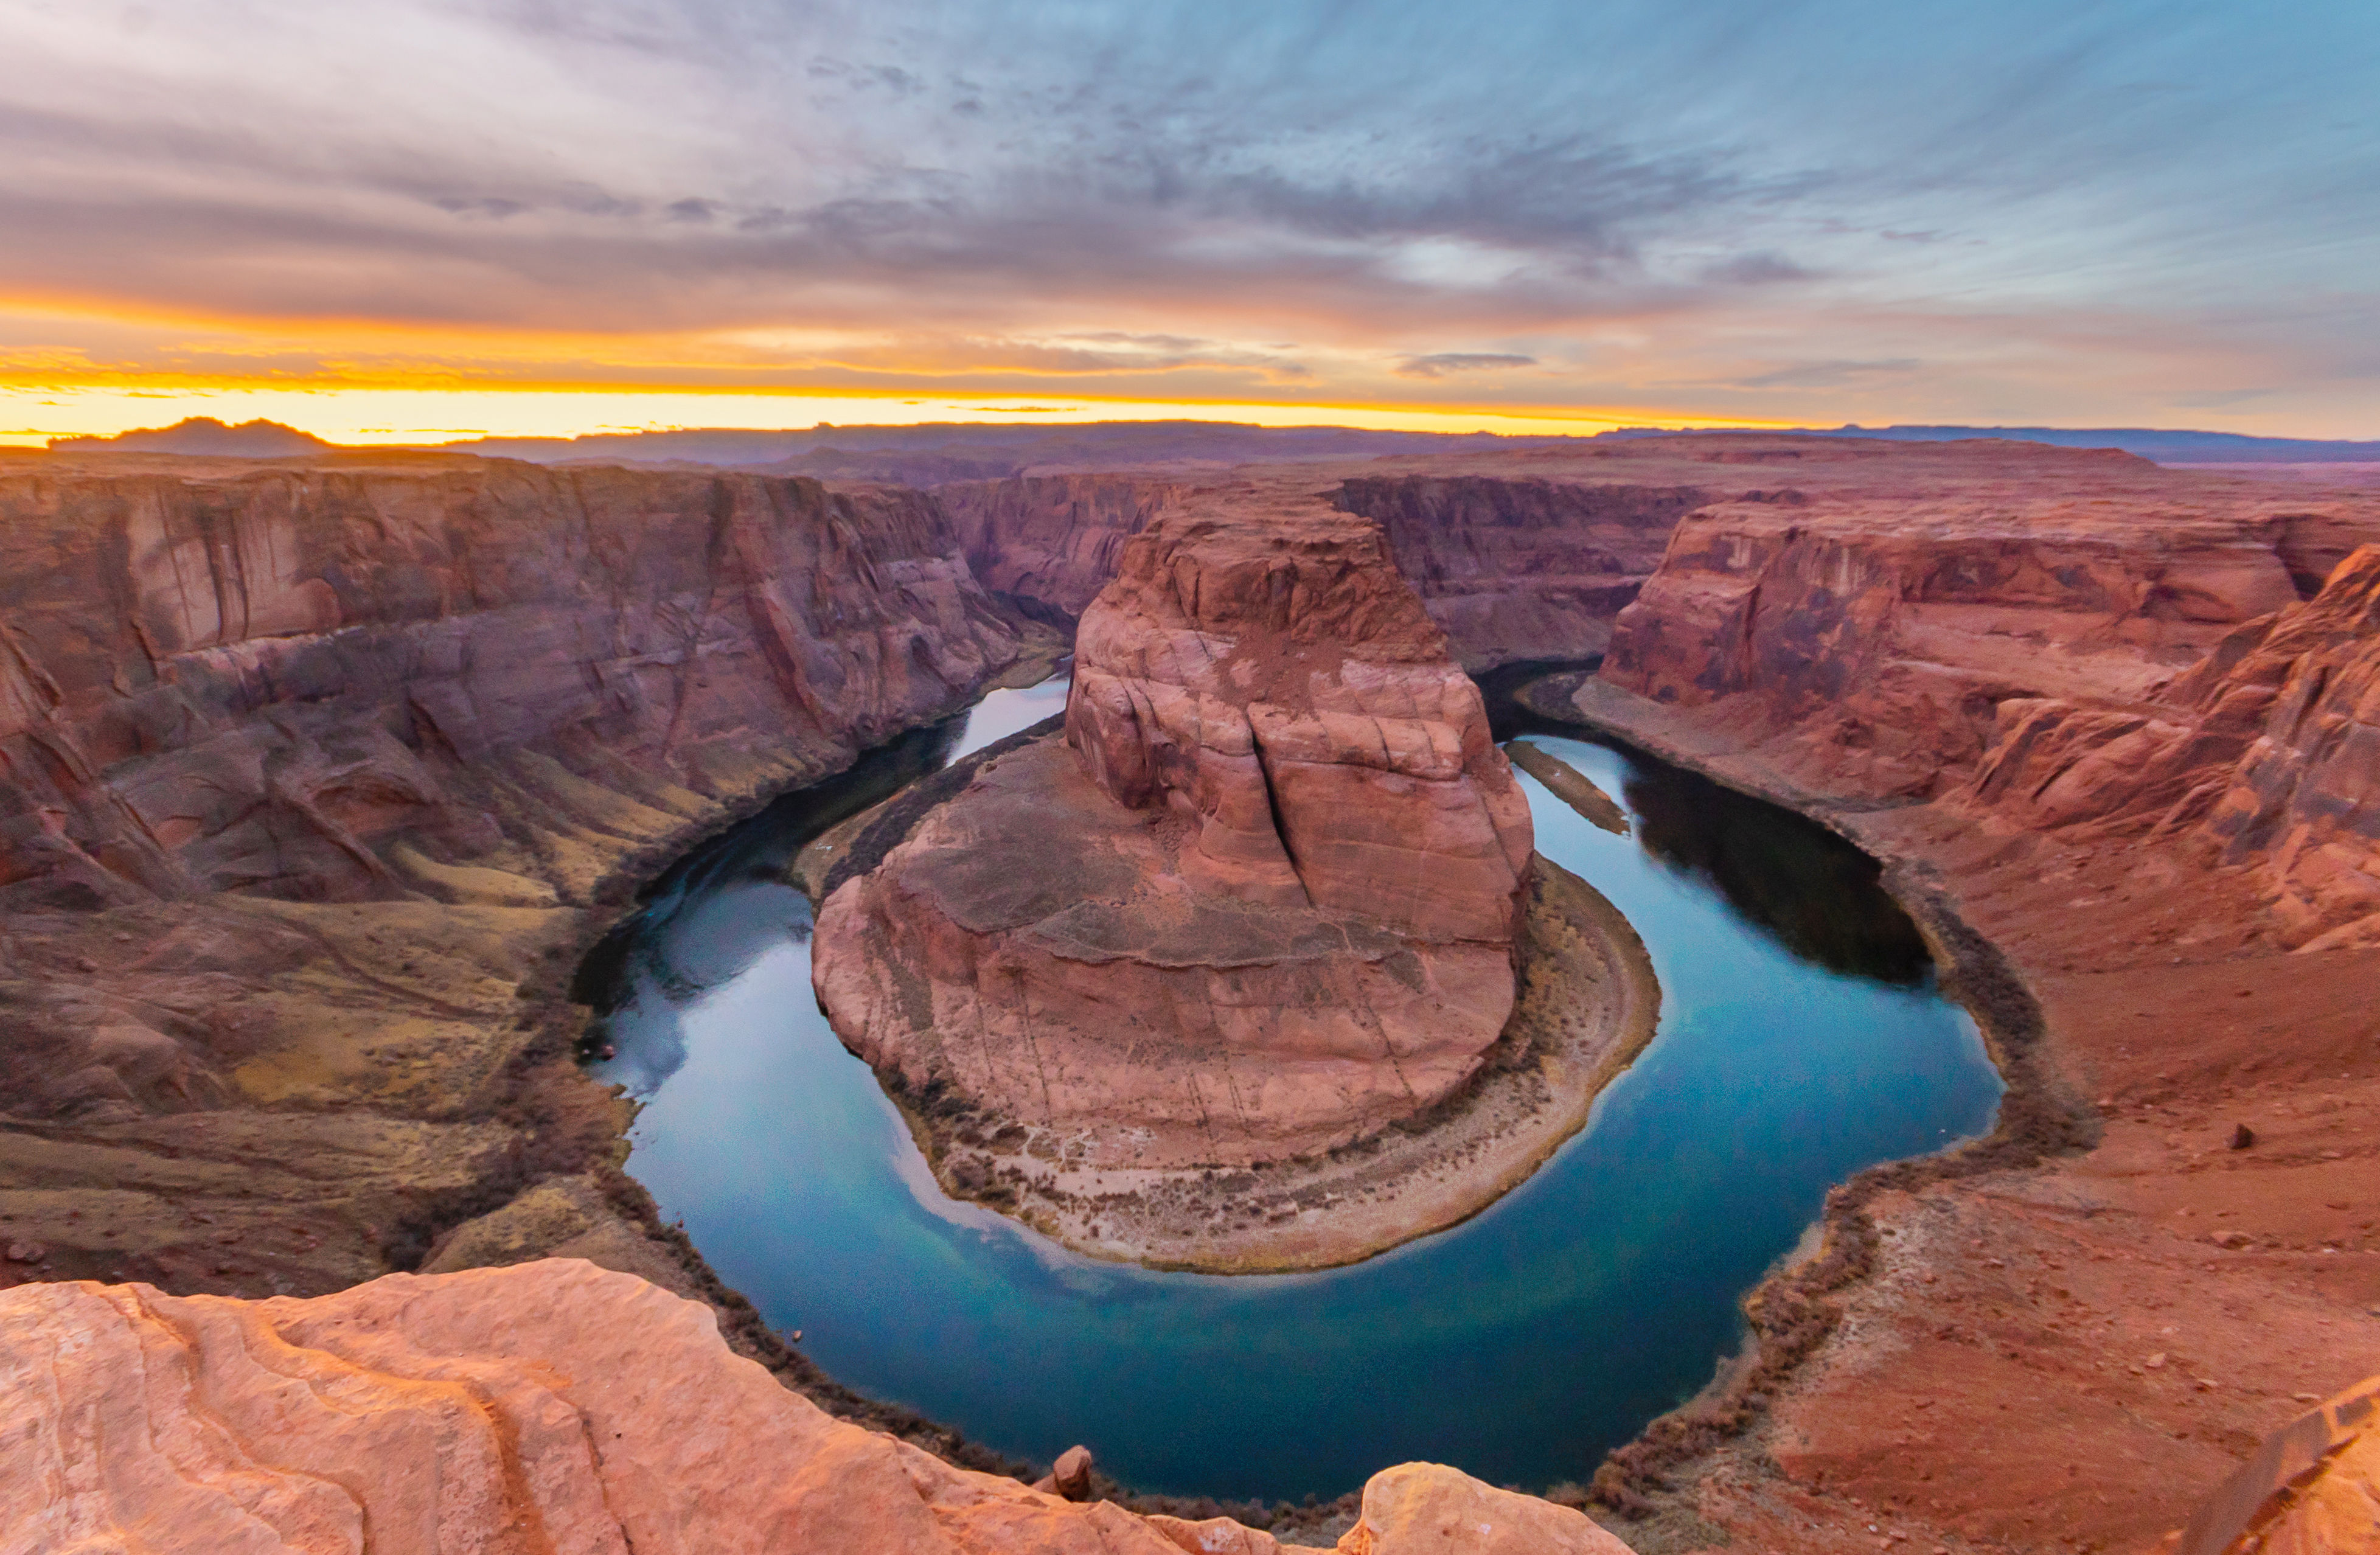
[
  {"left": 1396, "top": 353, "right": 1537, "bottom": 379},
  {"left": 0, "top": 0, "right": 2371, "bottom": 431},
  {"left": 1730, "top": 359, "right": 1921, "bottom": 390},
  {"left": 1699, "top": 252, "right": 1813, "bottom": 286}
]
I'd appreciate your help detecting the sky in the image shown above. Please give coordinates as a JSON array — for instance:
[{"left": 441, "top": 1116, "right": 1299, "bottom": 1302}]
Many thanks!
[{"left": 1, "top": 0, "right": 2375, "bottom": 444}]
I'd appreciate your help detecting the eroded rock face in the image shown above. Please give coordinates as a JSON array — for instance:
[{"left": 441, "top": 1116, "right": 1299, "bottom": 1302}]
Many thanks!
[
  {"left": 0, "top": 1260, "right": 1220, "bottom": 1554},
  {"left": 1066, "top": 504, "right": 1532, "bottom": 940},
  {"left": 815, "top": 499, "right": 1532, "bottom": 1169},
  {"left": 1601, "top": 485, "right": 2327, "bottom": 801},
  {"left": 1964, "top": 543, "right": 2380, "bottom": 948},
  {"left": 943, "top": 468, "right": 1705, "bottom": 669},
  {"left": 1, "top": 1259, "right": 1635, "bottom": 1555},
  {"left": 938, "top": 474, "right": 1188, "bottom": 626},
  {"left": 0, "top": 452, "right": 1029, "bottom": 1309},
  {"left": 0, "top": 456, "right": 1021, "bottom": 911},
  {"left": 1338, "top": 1464, "right": 1632, "bottom": 1555},
  {"left": 1334, "top": 476, "right": 1704, "bottom": 671}
]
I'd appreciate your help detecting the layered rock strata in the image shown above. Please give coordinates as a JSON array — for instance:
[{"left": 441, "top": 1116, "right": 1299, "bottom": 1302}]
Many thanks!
[
  {"left": 816, "top": 496, "right": 1537, "bottom": 1193},
  {"left": 1963, "top": 543, "right": 2380, "bottom": 949},
  {"left": 1600, "top": 484, "right": 2309, "bottom": 799},
  {"left": 0, "top": 1258, "right": 1632, "bottom": 1555},
  {"left": 937, "top": 474, "right": 1187, "bottom": 625},
  {"left": 0, "top": 455, "right": 1018, "bottom": 911},
  {"left": 939, "top": 468, "right": 1700, "bottom": 667},
  {"left": 1512, "top": 441, "right": 2380, "bottom": 1554},
  {"left": 1333, "top": 475, "right": 1703, "bottom": 670},
  {"left": 0, "top": 453, "right": 1034, "bottom": 1354}
]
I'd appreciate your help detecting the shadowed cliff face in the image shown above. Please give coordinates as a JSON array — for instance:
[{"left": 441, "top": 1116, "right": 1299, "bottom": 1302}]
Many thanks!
[
  {"left": 937, "top": 470, "right": 1703, "bottom": 672},
  {"left": 0, "top": 454, "right": 1031, "bottom": 1323},
  {"left": 0, "top": 459, "right": 1020, "bottom": 911},
  {"left": 936, "top": 474, "right": 1190, "bottom": 627},
  {"left": 1334, "top": 475, "right": 1705, "bottom": 672}
]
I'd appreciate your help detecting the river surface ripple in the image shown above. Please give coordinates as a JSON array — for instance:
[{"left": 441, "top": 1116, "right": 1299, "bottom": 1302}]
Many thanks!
[{"left": 589, "top": 675, "right": 2002, "bottom": 1501}]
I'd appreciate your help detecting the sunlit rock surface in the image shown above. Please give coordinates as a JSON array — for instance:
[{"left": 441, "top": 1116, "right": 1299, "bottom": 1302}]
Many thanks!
[
  {"left": 816, "top": 493, "right": 1531, "bottom": 1168},
  {"left": 0, "top": 1260, "right": 1627, "bottom": 1555}
]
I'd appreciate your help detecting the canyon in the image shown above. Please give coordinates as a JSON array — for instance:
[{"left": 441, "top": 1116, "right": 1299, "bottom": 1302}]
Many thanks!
[{"left": 2, "top": 435, "right": 2378, "bottom": 1552}]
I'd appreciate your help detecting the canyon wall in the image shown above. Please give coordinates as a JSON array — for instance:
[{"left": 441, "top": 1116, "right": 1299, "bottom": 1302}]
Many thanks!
[
  {"left": 0, "top": 456, "right": 1021, "bottom": 912},
  {"left": 1963, "top": 543, "right": 2380, "bottom": 948},
  {"left": 1333, "top": 475, "right": 1703, "bottom": 669},
  {"left": 1590, "top": 464, "right": 2380, "bottom": 947},
  {"left": 0, "top": 453, "right": 1031, "bottom": 1324},
  {"left": 938, "top": 468, "right": 1702, "bottom": 667},
  {"left": 936, "top": 474, "right": 1190, "bottom": 625}
]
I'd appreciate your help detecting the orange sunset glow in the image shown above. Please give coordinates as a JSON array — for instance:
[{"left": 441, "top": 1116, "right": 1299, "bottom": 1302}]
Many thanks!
[{"left": 2, "top": 0, "right": 2374, "bottom": 447}]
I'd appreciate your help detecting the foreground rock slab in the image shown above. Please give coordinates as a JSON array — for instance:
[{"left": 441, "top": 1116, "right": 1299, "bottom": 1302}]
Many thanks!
[
  {"left": 2180, "top": 1373, "right": 2380, "bottom": 1554},
  {"left": 0, "top": 1258, "right": 1628, "bottom": 1555}
]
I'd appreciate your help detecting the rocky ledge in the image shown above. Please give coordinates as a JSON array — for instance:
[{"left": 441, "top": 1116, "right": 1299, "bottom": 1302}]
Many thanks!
[
  {"left": 0, "top": 1258, "right": 1633, "bottom": 1555},
  {"left": 813, "top": 492, "right": 1655, "bottom": 1268}
]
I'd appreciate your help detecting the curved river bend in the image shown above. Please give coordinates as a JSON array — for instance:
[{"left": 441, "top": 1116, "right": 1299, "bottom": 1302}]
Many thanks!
[{"left": 589, "top": 674, "right": 2001, "bottom": 1503}]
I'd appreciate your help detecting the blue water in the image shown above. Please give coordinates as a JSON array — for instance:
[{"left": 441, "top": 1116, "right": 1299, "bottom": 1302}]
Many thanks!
[{"left": 590, "top": 676, "right": 2001, "bottom": 1501}]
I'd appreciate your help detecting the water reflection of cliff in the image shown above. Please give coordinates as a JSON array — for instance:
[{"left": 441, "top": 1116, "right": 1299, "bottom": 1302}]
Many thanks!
[
  {"left": 1620, "top": 757, "right": 1935, "bottom": 986},
  {"left": 572, "top": 713, "right": 966, "bottom": 1018}
]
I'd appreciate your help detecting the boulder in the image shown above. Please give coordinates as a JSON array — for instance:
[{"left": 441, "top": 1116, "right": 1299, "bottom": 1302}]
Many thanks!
[{"left": 1337, "top": 1464, "right": 1633, "bottom": 1555}]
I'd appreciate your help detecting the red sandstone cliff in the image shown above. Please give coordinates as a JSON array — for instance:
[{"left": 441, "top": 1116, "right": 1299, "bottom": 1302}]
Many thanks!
[
  {"left": 813, "top": 493, "right": 1533, "bottom": 1171},
  {"left": 1334, "top": 475, "right": 1703, "bottom": 670},
  {"left": 1599, "top": 476, "right": 2362, "bottom": 798},
  {"left": 1587, "top": 451, "right": 2380, "bottom": 950},
  {"left": 1965, "top": 543, "right": 2380, "bottom": 948},
  {"left": 936, "top": 474, "right": 1189, "bottom": 625},
  {"left": 1066, "top": 499, "right": 1532, "bottom": 938},
  {"left": 938, "top": 468, "right": 1697, "bottom": 669},
  {"left": 0, "top": 455, "right": 1022, "bottom": 912},
  {"left": 0, "top": 451, "right": 1032, "bottom": 1318}
]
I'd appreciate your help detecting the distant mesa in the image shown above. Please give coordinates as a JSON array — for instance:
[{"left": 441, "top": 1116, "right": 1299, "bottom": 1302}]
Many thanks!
[{"left": 49, "top": 417, "right": 335, "bottom": 457}]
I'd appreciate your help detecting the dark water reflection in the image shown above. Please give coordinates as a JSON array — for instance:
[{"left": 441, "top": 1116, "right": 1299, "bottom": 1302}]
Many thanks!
[
  {"left": 582, "top": 675, "right": 2001, "bottom": 1501},
  {"left": 1623, "top": 762, "right": 1933, "bottom": 985}
]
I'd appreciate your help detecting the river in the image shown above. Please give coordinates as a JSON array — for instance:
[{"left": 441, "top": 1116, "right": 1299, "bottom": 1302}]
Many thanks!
[{"left": 586, "top": 671, "right": 2001, "bottom": 1501}]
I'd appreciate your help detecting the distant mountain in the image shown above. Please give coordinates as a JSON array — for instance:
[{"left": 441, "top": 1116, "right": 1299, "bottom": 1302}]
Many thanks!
[
  {"left": 1806, "top": 425, "right": 2380, "bottom": 463},
  {"left": 426, "top": 420, "right": 1523, "bottom": 473},
  {"left": 433, "top": 418, "right": 2380, "bottom": 473},
  {"left": 50, "top": 417, "right": 335, "bottom": 457},
  {"left": 41, "top": 414, "right": 2376, "bottom": 471}
]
